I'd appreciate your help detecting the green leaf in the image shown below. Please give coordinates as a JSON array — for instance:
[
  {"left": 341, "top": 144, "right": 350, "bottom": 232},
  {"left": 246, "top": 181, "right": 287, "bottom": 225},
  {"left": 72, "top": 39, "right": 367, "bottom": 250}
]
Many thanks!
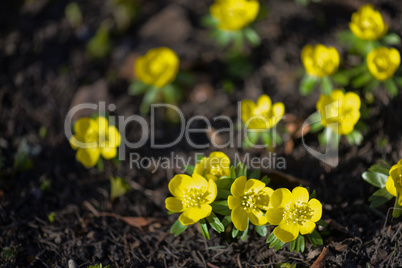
[
  {"left": 199, "top": 219, "right": 210, "bottom": 239},
  {"left": 254, "top": 225, "right": 267, "bottom": 237},
  {"left": 201, "top": 15, "right": 218, "bottom": 28},
  {"left": 216, "top": 177, "right": 235, "bottom": 189},
  {"left": 261, "top": 175, "right": 271, "bottom": 186},
  {"left": 346, "top": 130, "right": 363, "bottom": 146},
  {"left": 274, "top": 240, "right": 285, "bottom": 251},
  {"left": 211, "top": 200, "right": 231, "bottom": 216},
  {"left": 395, "top": 77, "right": 402, "bottom": 87},
  {"left": 297, "top": 235, "right": 305, "bottom": 253},
  {"left": 140, "top": 87, "right": 159, "bottom": 114},
  {"left": 351, "top": 72, "right": 372, "bottom": 89},
  {"left": 272, "top": 129, "right": 283, "bottom": 146},
  {"left": 266, "top": 232, "right": 276, "bottom": 243},
  {"left": 244, "top": 131, "right": 260, "bottom": 147},
  {"left": 363, "top": 79, "right": 380, "bottom": 94},
  {"left": 86, "top": 22, "right": 111, "bottom": 59},
  {"left": 289, "top": 238, "right": 297, "bottom": 251},
  {"left": 110, "top": 177, "right": 131, "bottom": 202},
  {"left": 384, "top": 79, "right": 398, "bottom": 97},
  {"left": 243, "top": 28, "right": 261, "bottom": 46},
  {"left": 232, "top": 226, "right": 239, "bottom": 238},
  {"left": 261, "top": 131, "right": 272, "bottom": 147},
  {"left": 216, "top": 189, "right": 232, "bottom": 199},
  {"left": 381, "top": 33, "right": 401, "bottom": 46},
  {"left": 230, "top": 166, "right": 236, "bottom": 179},
  {"left": 248, "top": 169, "right": 261, "bottom": 180},
  {"left": 170, "top": 219, "right": 188, "bottom": 236},
  {"left": 239, "top": 222, "right": 249, "bottom": 241},
  {"left": 128, "top": 81, "right": 149, "bottom": 95},
  {"left": 300, "top": 75, "right": 318, "bottom": 96},
  {"left": 184, "top": 165, "right": 195, "bottom": 175},
  {"left": 306, "top": 229, "right": 323, "bottom": 247},
  {"left": 309, "top": 121, "right": 323, "bottom": 133},
  {"left": 369, "top": 187, "right": 393, "bottom": 208},
  {"left": 163, "top": 84, "right": 181, "bottom": 104},
  {"left": 320, "top": 76, "right": 333, "bottom": 95},
  {"left": 316, "top": 219, "right": 328, "bottom": 227},
  {"left": 392, "top": 199, "right": 402, "bottom": 218},
  {"left": 331, "top": 71, "right": 350, "bottom": 86},
  {"left": 368, "top": 162, "right": 391, "bottom": 176},
  {"left": 221, "top": 215, "right": 232, "bottom": 227},
  {"left": 337, "top": 30, "right": 356, "bottom": 44},
  {"left": 309, "top": 189, "right": 316, "bottom": 199},
  {"left": 48, "top": 212, "right": 56, "bottom": 224},
  {"left": 65, "top": 2, "right": 83, "bottom": 28},
  {"left": 206, "top": 212, "right": 225, "bottom": 233},
  {"left": 362, "top": 171, "right": 388, "bottom": 188}
]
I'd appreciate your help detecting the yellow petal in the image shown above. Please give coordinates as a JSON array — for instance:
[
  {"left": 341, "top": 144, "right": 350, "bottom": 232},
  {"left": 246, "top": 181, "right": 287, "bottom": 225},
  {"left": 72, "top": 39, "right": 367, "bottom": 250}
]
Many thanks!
[
  {"left": 232, "top": 207, "right": 248, "bottom": 231},
  {"left": 228, "top": 196, "right": 241, "bottom": 209},
  {"left": 256, "top": 187, "right": 274, "bottom": 210},
  {"left": 165, "top": 197, "right": 185, "bottom": 212},
  {"left": 168, "top": 174, "right": 192, "bottom": 198},
  {"left": 245, "top": 179, "right": 266, "bottom": 194},
  {"left": 270, "top": 188, "right": 293, "bottom": 208},
  {"left": 265, "top": 207, "right": 284, "bottom": 225},
  {"left": 248, "top": 209, "right": 267, "bottom": 226},
  {"left": 204, "top": 178, "right": 218, "bottom": 203},
  {"left": 101, "top": 147, "right": 117, "bottom": 159},
  {"left": 241, "top": 100, "right": 256, "bottom": 124},
  {"left": 231, "top": 176, "right": 247, "bottom": 197},
  {"left": 69, "top": 135, "right": 79, "bottom": 150},
  {"left": 345, "top": 92, "right": 361, "bottom": 110},
  {"left": 194, "top": 157, "right": 207, "bottom": 176},
  {"left": 272, "top": 102, "right": 285, "bottom": 118},
  {"left": 74, "top": 117, "right": 96, "bottom": 136},
  {"left": 107, "top": 126, "right": 121, "bottom": 147},
  {"left": 299, "top": 220, "right": 316, "bottom": 235},
  {"left": 257, "top": 95, "right": 272, "bottom": 114},
  {"left": 274, "top": 223, "right": 300, "bottom": 243},
  {"left": 386, "top": 176, "right": 397, "bottom": 197},
  {"left": 308, "top": 198, "right": 323, "bottom": 222},
  {"left": 389, "top": 48, "right": 401, "bottom": 66},
  {"left": 179, "top": 204, "right": 212, "bottom": 226},
  {"left": 292, "top": 187, "right": 309, "bottom": 204},
  {"left": 76, "top": 147, "right": 100, "bottom": 168}
]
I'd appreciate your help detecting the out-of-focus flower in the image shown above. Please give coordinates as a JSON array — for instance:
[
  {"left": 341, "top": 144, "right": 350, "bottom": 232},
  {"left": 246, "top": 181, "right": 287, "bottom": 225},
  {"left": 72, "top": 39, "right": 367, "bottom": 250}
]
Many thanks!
[
  {"left": 241, "top": 95, "right": 285, "bottom": 130},
  {"left": 367, "top": 47, "right": 400, "bottom": 81},
  {"left": 210, "top": 0, "right": 259, "bottom": 31},
  {"left": 266, "top": 187, "right": 322, "bottom": 243},
  {"left": 134, "top": 47, "right": 179, "bottom": 89},
  {"left": 69, "top": 116, "right": 121, "bottom": 168},
  {"left": 165, "top": 174, "right": 217, "bottom": 226},
  {"left": 386, "top": 159, "right": 402, "bottom": 206},
  {"left": 228, "top": 176, "right": 273, "bottom": 231},
  {"left": 349, "top": 4, "right": 388, "bottom": 41},
  {"left": 194, "top": 152, "right": 231, "bottom": 181},
  {"left": 301, "top": 44, "right": 340, "bottom": 78},
  {"left": 316, "top": 90, "right": 361, "bottom": 135}
]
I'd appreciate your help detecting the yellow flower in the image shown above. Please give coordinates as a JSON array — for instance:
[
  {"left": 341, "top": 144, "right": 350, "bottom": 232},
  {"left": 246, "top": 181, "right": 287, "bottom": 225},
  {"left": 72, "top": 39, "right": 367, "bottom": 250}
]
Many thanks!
[
  {"left": 228, "top": 176, "right": 274, "bottom": 231},
  {"left": 367, "top": 47, "right": 400, "bottom": 81},
  {"left": 165, "top": 174, "right": 217, "bottom": 226},
  {"left": 241, "top": 95, "right": 285, "bottom": 130},
  {"left": 316, "top": 90, "right": 361, "bottom": 135},
  {"left": 134, "top": 47, "right": 179, "bottom": 89},
  {"left": 210, "top": 0, "right": 259, "bottom": 31},
  {"left": 349, "top": 4, "right": 388, "bottom": 41},
  {"left": 266, "top": 187, "right": 322, "bottom": 243},
  {"left": 386, "top": 159, "right": 402, "bottom": 206},
  {"left": 301, "top": 44, "right": 340, "bottom": 77},
  {"left": 194, "top": 152, "right": 231, "bottom": 181},
  {"left": 69, "top": 116, "right": 121, "bottom": 168}
]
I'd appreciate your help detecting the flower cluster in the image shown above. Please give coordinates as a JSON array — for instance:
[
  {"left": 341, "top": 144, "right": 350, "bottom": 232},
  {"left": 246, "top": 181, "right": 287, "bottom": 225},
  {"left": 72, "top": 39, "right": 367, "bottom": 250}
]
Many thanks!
[
  {"left": 69, "top": 116, "right": 121, "bottom": 168},
  {"left": 349, "top": 4, "right": 388, "bottom": 41},
  {"left": 166, "top": 152, "right": 323, "bottom": 249}
]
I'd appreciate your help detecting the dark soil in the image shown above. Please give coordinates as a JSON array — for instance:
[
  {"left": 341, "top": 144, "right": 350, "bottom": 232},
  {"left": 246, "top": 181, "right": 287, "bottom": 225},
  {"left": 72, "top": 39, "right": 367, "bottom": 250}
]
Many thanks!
[{"left": 1, "top": 0, "right": 402, "bottom": 267}]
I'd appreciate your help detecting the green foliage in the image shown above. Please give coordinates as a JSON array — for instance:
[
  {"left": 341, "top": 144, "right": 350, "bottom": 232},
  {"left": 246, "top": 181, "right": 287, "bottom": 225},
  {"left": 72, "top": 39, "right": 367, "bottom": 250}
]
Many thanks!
[
  {"left": 206, "top": 212, "right": 225, "bottom": 233},
  {"left": 87, "top": 22, "right": 111, "bottom": 59},
  {"left": 305, "top": 229, "right": 323, "bottom": 247},
  {"left": 362, "top": 166, "right": 389, "bottom": 189},
  {"left": 300, "top": 74, "right": 318, "bottom": 96},
  {"left": 266, "top": 232, "right": 286, "bottom": 250},
  {"left": 48, "top": 212, "right": 56, "bottom": 224},
  {"left": 199, "top": 219, "right": 210, "bottom": 239},
  {"left": 254, "top": 225, "right": 267, "bottom": 237},
  {"left": 383, "top": 79, "right": 398, "bottom": 97},
  {"left": 87, "top": 264, "right": 110, "bottom": 268},
  {"left": 320, "top": 76, "right": 333, "bottom": 95},
  {"left": 346, "top": 130, "right": 363, "bottom": 146},
  {"left": 1, "top": 246, "right": 17, "bottom": 262},
  {"left": 170, "top": 218, "right": 188, "bottom": 236},
  {"left": 110, "top": 177, "right": 131, "bottom": 202},
  {"left": 368, "top": 188, "right": 393, "bottom": 208},
  {"left": 65, "top": 2, "right": 83, "bottom": 28},
  {"left": 381, "top": 33, "right": 401, "bottom": 46}
]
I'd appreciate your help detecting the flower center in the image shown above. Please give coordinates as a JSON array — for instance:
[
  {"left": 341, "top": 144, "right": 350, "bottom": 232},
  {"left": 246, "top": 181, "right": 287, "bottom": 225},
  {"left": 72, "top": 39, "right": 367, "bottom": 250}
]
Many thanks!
[
  {"left": 361, "top": 17, "right": 375, "bottom": 30},
  {"left": 183, "top": 188, "right": 205, "bottom": 208},
  {"left": 374, "top": 55, "right": 389, "bottom": 71},
  {"left": 209, "top": 163, "right": 223, "bottom": 177},
  {"left": 395, "top": 174, "right": 402, "bottom": 188},
  {"left": 241, "top": 191, "right": 258, "bottom": 211},
  {"left": 283, "top": 202, "right": 313, "bottom": 225}
]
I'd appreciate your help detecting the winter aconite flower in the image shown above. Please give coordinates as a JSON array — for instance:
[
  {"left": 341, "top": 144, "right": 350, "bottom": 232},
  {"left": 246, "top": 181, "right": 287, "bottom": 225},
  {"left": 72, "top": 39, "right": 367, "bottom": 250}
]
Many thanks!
[
  {"left": 210, "top": 0, "right": 259, "bottom": 31},
  {"left": 134, "top": 47, "right": 180, "bottom": 89},
  {"left": 386, "top": 160, "right": 402, "bottom": 206},
  {"left": 301, "top": 44, "right": 340, "bottom": 78},
  {"left": 165, "top": 174, "right": 217, "bottom": 226},
  {"left": 228, "top": 176, "right": 274, "bottom": 231},
  {"left": 316, "top": 90, "right": 361, "bottom": 135},
  {"left": 367, "top": 47, "right": 400, "bottom": 81},
  {"left": 241, "top": 95, "right": 285, "bottom": 130},
  {"left": 349, "top": 4, "right": 388, "bottom": 41},
  {"left": 194, "top": 152, "right": 231, "bottom": 181},
  {"left": 69, "top": 116, "right": 121, "bottom": 168},
  {"left": 266, "top": 187, "right": 322, "bottom": 243}
]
